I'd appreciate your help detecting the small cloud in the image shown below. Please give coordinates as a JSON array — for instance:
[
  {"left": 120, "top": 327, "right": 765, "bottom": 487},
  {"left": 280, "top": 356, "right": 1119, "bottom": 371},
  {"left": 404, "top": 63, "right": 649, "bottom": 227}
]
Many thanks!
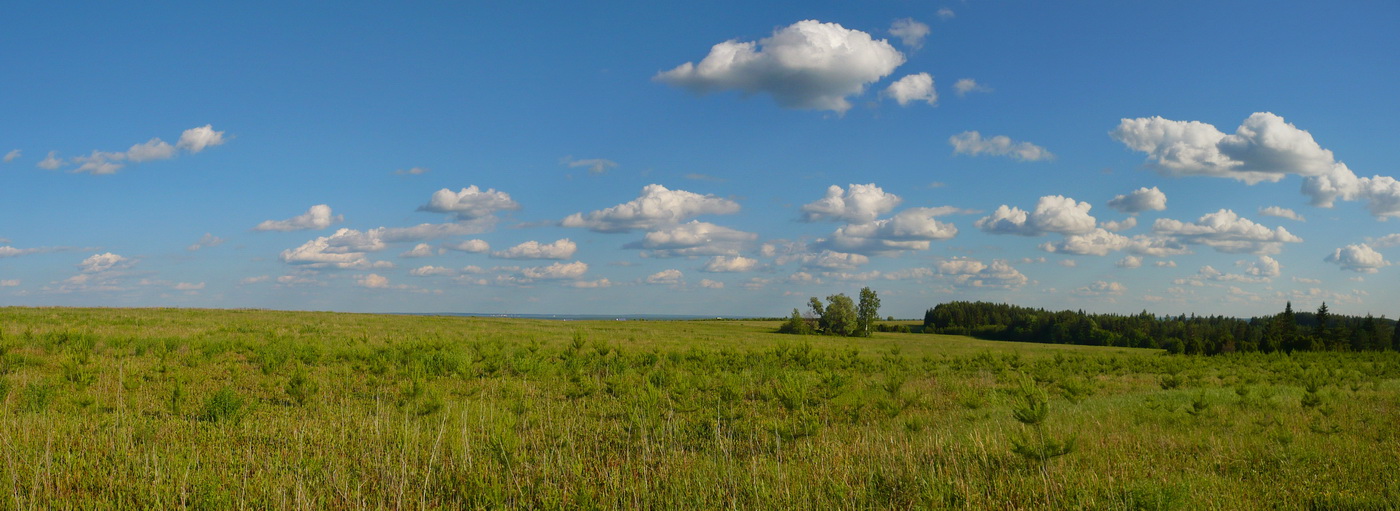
[
  {"left": 492, "top": 239, "right": 578, "bottom": 260},
  {"left": 400, "top": 243, "right": 437, "bottom": 258},
  {"left": 79, "top": 253, "right": 130, "bottom": 273},
  {"left": 699, "top": 279, "right": 724, "bottom": 289},
  {"left": 240, "top": 275, "right": 271, "bottom": 284},
  {"left": 1107, "top": 187, "right": 1167, "bottom": 214},
  {"left": 356, "top": 274, "right": 391, "bottom": 288},
  {"left": 0, "top": 279, "right": 20, "bottom": 287},
  {"left": 1076, "top": 280, "right": 1126, "bottom": 295},
  {"left": 3, "top": 149, "right": 20, "bottom": 163},
  {"left": 701, "top": 255, "right": 757, "bottom": 273},
  {"left": 1368, "top": 233, "right": 1400, "bottom": 247},
  {"left": 953, "top": 78, "right": 991, "bottom": 97},
  {"left": 655, "top": 20, "right": 906, "bottom": 114},
  {"left": 884, "top": 73, "right": 937, "bottom": 106},
  {"left": 1154, "top": 260, "right": 1177, "bottom": 268},
  {"left": 1258, "top": 206, "right": 1304, "bottom": 221},
  {"left": 254, "top": 204, "right": 343, "bottom": 232},
  {"left": 187, "top": 233, "right": 225, "bottom": 251},
  {"left": 173, "top": 282, "right": 205, "bottom": 291},
  {"left": 1058, "top": 260, "right": 1077, "bottom": 267},
  {"left": 889, "top": 18, "right": 931, "bottom": 49},
  {"left": 645, "top": 269, "right": 684, "bottom": 286},
  {"left": 444, "top": 239, "right": 490, "bottom": 253},
  {"left": 394, "top": 167, "right": 430, "bottom": 175},
  {"left": 1117, "top": 255, "right": 1142, "bottom": 268},
  {"left": 936, "top": 8, "right": 955, "bottom": 20},
  {"left": 37, "top": 151, "right": 63, "bottom": 170},
  {"left": 561, "top": 157, "right": 618, "bottom": 174},
  {"left": 949, "top": 131, "right": 1053, "bottom": 161},
  {"left": 176, "top": 125, "right": 226, "bottom": 153}
]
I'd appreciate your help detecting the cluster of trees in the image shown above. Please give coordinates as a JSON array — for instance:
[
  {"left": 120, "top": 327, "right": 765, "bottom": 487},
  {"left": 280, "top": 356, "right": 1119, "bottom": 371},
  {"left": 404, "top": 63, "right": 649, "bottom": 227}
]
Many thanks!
[
  {"left": 779, "top": 287, "right": 881, "bottom": 337},
  {"left": 924, "top": 301, "right": 1400, "bottom": 355}
]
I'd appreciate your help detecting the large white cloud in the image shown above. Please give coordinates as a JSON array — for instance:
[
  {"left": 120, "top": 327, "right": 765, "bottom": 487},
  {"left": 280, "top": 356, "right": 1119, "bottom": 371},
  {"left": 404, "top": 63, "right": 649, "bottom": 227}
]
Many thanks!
[
  {"left": 254, "top": 204, "right": 343, "bottom": 231},
  {"left": 655, "top": 20, "right": 905, "bottom": 113},
  {"left": 1152, "top": 209, "right": 1302, "bottom": 254},
  {"left": 1113, "top": 112, "right": 1400, "bottom": 218},
  {"left": 976, "top": 195, "right": 1096, "bottom": 236},
  {"left": 491, "top": 239, "right": 577, "bottom": 260},
  {"left": 800, "top": 183, "right": 901, "bottom": 223},
  {"left": 884, "top": 73, "right": 936, "bottom": 106},
  {"left": 815, "top": 207, "right": 958, "bottom": 254},
  {"left": 562, "top": 184, "right": 739, "bottom": 233},
  {"left": 628, "top": 220, "right": 757, "bottom": 257},
  {"left": 1107, "top": 187, "right": 1167, "bottom": 214},
  {"left": 1324, "top": 244, "right": 1388, "bottom": 273},
  {"left": 949, "top": 131, "right": 1053, "bottom": 161},
  {"left": 419, "top": 186, "right": 520, "bottom": 221}
]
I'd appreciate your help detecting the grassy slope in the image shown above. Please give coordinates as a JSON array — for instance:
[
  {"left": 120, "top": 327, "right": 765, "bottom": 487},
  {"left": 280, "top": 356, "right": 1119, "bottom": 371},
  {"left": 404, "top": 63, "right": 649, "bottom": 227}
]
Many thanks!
[{"left": 0, "top": 307, "right": 1396, "bottom": 509}]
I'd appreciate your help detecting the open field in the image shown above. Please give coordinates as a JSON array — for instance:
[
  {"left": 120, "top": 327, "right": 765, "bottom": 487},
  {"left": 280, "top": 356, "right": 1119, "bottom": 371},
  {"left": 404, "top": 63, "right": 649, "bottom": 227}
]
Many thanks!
[{"left": 0, "top": 307, "right": 1397, "bottom": 509}]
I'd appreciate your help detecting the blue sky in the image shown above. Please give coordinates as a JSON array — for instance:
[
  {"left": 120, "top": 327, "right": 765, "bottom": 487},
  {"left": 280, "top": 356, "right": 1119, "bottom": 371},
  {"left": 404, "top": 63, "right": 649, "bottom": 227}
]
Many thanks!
[{"left": 2, "top": 1, "right": 1398, "bottom": 318}]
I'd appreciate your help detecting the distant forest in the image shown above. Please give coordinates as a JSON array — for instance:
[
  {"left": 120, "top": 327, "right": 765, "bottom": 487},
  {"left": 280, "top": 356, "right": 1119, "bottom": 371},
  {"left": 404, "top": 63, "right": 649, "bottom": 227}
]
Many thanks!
[{"left": 923, "top": 301, "right": 1400, "bottom": 355}]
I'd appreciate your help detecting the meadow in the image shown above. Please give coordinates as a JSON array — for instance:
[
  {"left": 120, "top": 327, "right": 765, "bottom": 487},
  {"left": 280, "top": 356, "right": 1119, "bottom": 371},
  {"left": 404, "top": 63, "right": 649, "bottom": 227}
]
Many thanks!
[{"left": 0, "top": 307, "right": 1396, "bottom": 509}]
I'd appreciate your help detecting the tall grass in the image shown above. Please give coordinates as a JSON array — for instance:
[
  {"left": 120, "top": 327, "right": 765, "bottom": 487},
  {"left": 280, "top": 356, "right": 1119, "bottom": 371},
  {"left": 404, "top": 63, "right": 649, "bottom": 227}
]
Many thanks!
[{"left": 0, "top": 307, "right": 1396, "bottom": 508}]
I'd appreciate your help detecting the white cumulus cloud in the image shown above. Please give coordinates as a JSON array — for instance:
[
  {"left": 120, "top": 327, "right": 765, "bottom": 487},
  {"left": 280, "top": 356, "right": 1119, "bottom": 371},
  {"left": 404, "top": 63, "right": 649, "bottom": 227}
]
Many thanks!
[
  {"left": 1258, "top": 206, "right": 1304, "bottom": 221},
  {"left": 356, "top": 274, "right": 391, "bottom": 288},
  {"left": 176, "top": 125, "right": 226, "bottom": 153},
  {"left": 562, "top": 184, "right": 740, "bottom": 233},
  {"left": 79, "top": 252, "right": 130, "bottom": 273},
  {"left": 400, "top": 243, "right": 437, "bottom": 258},
  {"left": 1107, "top": 186, "right": 1167, "bottom": 214},
  {"left": 627, "top": 221, "right": 757, "bottom": 257},
  {"left": 521, "top": 261, "right": 590, "bottom": 280},
  {"left": 801, "top": 183, "right": 902, "bottom": 223},
  {"left": 950, "top": 131, "right": 1053, "bottom": 161},
  {"left": 255, "top": 204, "right": 343, "bottom": 232},
  {"left": 655, "top": 20, "right": 905, "bottom": 113},
  {"left": 701, "top": 255, "right": 757, "bottom": 273},
  {"left": 884, "top": 73, "right": 936, "bottom": 106},
  {"left": 699, "top": 279, "right": 725, "bottom": 289},
  {"left": 976, "top": 195, "right": 1096, "bottom": 236},
  {"left": 645, "top": 269, "right": 684, "bottom": 285},
  {"left": 444, "top": 239, "right": 490, "bottom": 253},
  {"left": 1113, "top": 112, "right": 1400, "bottom": 218},
  {"left": 419, "top": 186, "right": 520, "bottom": 221},
  {"left": 1325, "top": 244, "right": 1388, "bottom": 273},
  {"left": 1152, "top": 209, "right": 1302, "bottom": 254},
  {"left": 492, "top": 239, "right": 578, "bottom": 260},
  {"left": 936, "top": 258, "right": 1028, "bottom": 289}
]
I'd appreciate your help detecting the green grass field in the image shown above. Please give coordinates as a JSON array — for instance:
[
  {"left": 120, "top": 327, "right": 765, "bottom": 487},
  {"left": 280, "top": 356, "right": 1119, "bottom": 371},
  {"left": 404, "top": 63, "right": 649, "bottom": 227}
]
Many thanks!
[{"left": 0, "top": 307, "right": 1396, "bottom": 509}]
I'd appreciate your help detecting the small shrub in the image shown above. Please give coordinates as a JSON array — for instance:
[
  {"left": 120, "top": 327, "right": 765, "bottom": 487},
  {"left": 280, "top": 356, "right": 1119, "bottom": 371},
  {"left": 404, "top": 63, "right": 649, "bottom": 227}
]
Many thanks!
[
  {"left": 20, "top": 380, "right": 58, "bottom": 413},
  {"left": 286, "top": 369, "right": 319, "bottom": 406},
  {"left": 200, "top": 387, "right": 246, "bottom": 423}
]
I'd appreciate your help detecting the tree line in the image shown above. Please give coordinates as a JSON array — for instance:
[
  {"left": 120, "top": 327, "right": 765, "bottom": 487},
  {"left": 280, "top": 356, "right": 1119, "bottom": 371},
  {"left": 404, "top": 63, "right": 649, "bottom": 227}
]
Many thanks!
[{"left": 923, "top": 300, "right": 1400, "bottom": 355}]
